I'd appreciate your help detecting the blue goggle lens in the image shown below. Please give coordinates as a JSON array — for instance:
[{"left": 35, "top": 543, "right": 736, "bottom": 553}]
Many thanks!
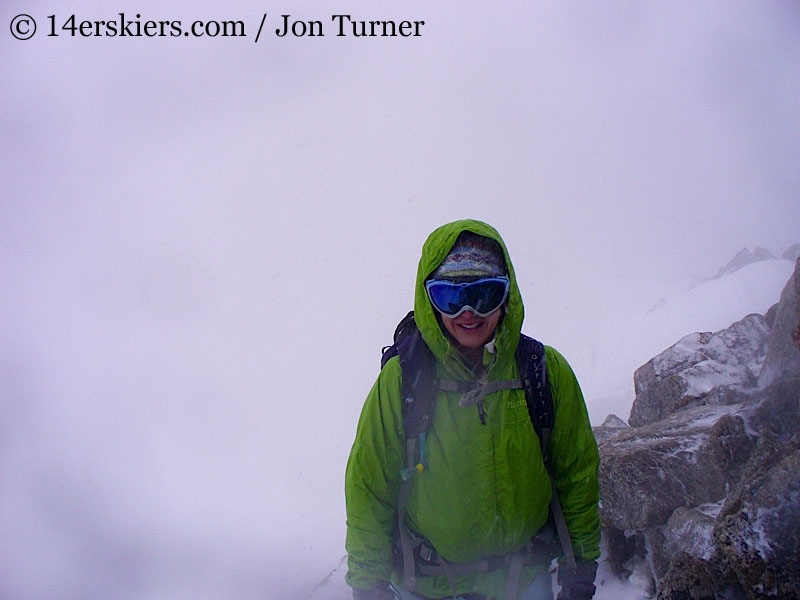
[{"left": 425, "top": 277, "right": 510, "bottom": 318}]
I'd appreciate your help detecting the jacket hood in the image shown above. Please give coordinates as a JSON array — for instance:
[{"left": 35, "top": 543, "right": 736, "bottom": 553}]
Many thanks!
[{"left": 413, "top": 220, "right": 524, "bottom": 376}]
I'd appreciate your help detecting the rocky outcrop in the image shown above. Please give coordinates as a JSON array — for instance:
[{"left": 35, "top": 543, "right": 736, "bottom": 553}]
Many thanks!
[
  {"left": 715, "top": 247, "right": 775, "bottom": 279},
  {"left": 759, "top": 256, "right": 800, "bottom": 387},
  {"left": 599, "top": 405, "right": 742, "bottom": 532},
  {"left": 628, "top": 314, "right": 770, "bottom": 427},
  {"left": 597, "top": 257, "right": 800, "bottom": 599},
  {"left": 592, "top": 414, "right": 629, "bottom": 443},
  {"left": 715, "top": 433, "right": 800, "bottom": 599},
  {"left": 783, "top": 243, "right": 800, "bottom": 262}
]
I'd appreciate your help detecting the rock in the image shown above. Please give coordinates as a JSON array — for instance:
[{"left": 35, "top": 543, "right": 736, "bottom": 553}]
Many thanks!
[
  {"left": 763, "top": 301, "right": 779, "bottom": 329},
  {"left": 749, "top": 377, "right": 800, "bottom": 444},
  {"left": 705, "top": 414, "right": 755, "bottom": 482},
  {"left": 599, "top": 405, "right": 740, "bottom": 531},
  {"left": 601, "top": 525, "right": 647, "bottom": 580},
  {"left": 664, "top": 506, "right": 719, "bottom": 562},
  {"left": 782, "top": 242, "right": 800, "bottom": 262},
  {"left": 629, "top": 314, "right": 769, "bottom": 427},
  {"left": 758, "top": 256, "right": 800, "bottom": 388},
  {"left": 656, "top": 550, "right": 736, "bottom": 600},
  {"left": 715, "top": 247, "right": 775, "bottom": 279},
  {"left": 716, "top": 441, "right": 800, "bottom": 599},
  {"left": 592, "top": 414, "right": 629, "bottom": 443},
  {"left": 601, "top": 414, "right": 628, "bottom": 428}
]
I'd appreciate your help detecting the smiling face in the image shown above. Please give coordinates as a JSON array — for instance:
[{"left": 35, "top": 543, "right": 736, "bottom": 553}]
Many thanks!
[
  {"left": 440, "top": 307, "right": 503, "bottom": 351},
  {"left": 425, "top": 229, "right": 509, "bottom": 360}
]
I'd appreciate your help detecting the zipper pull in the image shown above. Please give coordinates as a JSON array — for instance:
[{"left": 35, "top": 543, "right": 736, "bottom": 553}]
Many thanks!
[{"left": 478, "top": 400, "right": 487, "bottom": 425}]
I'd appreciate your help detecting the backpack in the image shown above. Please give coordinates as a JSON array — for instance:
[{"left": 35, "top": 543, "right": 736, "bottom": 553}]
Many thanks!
[{"left": 380, "top": 311, "right": 575, "bottom": 593}]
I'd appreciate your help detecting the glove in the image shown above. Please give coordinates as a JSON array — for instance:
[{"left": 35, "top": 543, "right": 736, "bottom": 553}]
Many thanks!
[
  {"left": 557, "top": 560, "right": 598, "bottom": 600},
  {"left": 352, "top": 581, "right": 396, "bottom": 600}
]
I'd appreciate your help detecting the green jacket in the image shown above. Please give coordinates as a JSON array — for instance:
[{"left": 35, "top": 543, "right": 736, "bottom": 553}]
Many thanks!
[{"left": 345, "top": 220, "right": 600, "bottom": 599}]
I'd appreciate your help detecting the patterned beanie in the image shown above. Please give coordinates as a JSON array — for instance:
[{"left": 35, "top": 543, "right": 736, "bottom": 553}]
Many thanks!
[{"left": 432, "top": 231, "right": 506, "bottom": 280}]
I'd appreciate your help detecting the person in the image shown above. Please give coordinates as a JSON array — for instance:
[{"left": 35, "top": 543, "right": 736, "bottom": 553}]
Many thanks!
[{"left": 345, "top": 220, "right": 600, "bottom": 600}]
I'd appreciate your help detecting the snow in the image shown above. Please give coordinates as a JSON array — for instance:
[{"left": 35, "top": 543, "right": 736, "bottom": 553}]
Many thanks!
[
  {"left": 307, "top": 554, "right": 656, "bottom": 600},
  {"left": 696, "top": 500, "right": 725, "bottom": 520}
]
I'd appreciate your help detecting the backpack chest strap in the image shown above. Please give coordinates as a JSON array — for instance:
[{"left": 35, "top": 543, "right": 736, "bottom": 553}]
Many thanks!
[{"left": 438, "top": 378, "right": 524, "bottom": 408}]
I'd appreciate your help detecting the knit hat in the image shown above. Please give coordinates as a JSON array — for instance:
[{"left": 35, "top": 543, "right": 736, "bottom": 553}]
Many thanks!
[{"left": 431, "top": 231, "right": 506, "bottom": 280}]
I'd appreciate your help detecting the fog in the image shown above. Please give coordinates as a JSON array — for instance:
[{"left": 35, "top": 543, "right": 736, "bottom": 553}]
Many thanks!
[{"left": 2, "top": 1, "right": 799, "bottom": 598}]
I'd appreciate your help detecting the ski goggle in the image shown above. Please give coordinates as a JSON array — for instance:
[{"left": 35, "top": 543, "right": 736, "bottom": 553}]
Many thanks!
[{"left": 425, "top": 276, "right": 510, "bottom": 318}]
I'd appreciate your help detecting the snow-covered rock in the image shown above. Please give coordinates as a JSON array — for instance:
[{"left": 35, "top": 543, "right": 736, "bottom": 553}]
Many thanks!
[
  {"left": 599, "top": 404, "right": 743, "bottom": 532},
  {"left": 716, "top": 434, "right": 800, "bottom": 599},
  {"left": 599, "top": 257, "right": 800, "bottom": 599},
  {"left": 628, "top": 314, "right": 769, "bottom": 427},
  {"left": 592, "top": 414, "right": 629, "bottom": 443}
]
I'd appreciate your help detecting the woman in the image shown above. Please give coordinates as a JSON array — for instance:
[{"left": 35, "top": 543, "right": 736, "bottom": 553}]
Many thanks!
[{"left": 345, "top": 220, "right": 600, "bottom": 600}]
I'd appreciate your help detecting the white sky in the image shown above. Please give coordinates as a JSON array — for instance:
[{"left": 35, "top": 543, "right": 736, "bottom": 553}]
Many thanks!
[{"left": 2, "top": 1, "right": 799, "bottom": 598}]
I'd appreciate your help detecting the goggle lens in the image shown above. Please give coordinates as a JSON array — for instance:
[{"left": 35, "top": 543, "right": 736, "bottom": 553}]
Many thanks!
[{"left": 425, "top": 277, "right": 510, "bottom": 318}]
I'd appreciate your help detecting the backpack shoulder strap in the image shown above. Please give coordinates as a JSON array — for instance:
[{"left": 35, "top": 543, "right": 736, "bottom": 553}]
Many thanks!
[
  {"left": 516, "top": 334, "right": 577, "bottom": 568},
  {"left": 381, "top": 311, "right": 414, "bottom": 368},
  {"left": 515, "top": 334, "right": 554, "bottom": 453},
  {"left": 382, "top": 312, "right": 438, "bottom": 592},
  {"left": 381, "top": 311, "right": 437, "bottom": 439}
]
